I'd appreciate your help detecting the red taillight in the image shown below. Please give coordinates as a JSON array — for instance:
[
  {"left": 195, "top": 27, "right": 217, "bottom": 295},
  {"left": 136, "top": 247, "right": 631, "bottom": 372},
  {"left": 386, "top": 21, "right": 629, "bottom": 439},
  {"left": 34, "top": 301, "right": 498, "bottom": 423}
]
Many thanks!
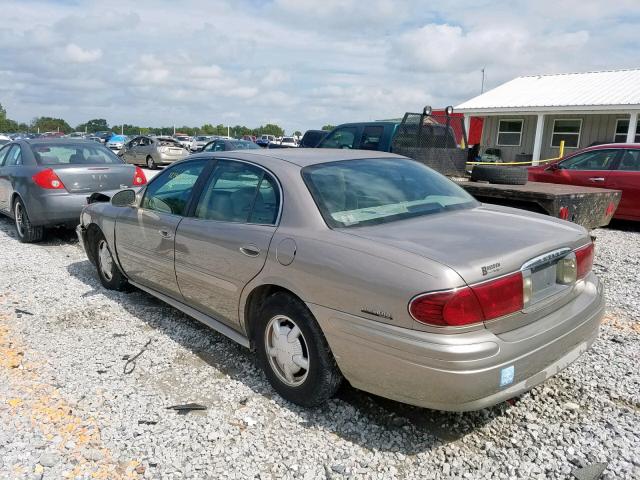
[
  {"left": 133, "top": 166, "right": 147, "bottom": 186},
  {"left": 409, "top": 287, "right": 484, "bottom": 327},
  {"left": 410, "top": 272, "right": 524, "bottom": 327},
  {"left": 605, "top": 202, "right": 616, "bottom": 217},
  {"left": 575, "top": 243, "right": 594, "bottom": 279},
  {"left": 32, "top": 169, "right": 66, "bottom": 190},
  {"left": 472, "top": 272, "right": 524, "bottom": 320}
]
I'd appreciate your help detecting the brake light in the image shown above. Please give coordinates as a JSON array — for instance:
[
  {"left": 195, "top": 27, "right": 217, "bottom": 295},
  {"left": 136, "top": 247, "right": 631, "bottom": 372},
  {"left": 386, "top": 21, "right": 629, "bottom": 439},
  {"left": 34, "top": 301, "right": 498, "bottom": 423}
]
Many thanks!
[
  {"left": 575, "top": 243, "right": 594, "bottom": 279},
  {"left": 132, "top": 166, "right": 147, "bottom": 186},
  {"left": 410, "top": 272, "right": 524, "bottom": 327},
  {"left": 409, "top": 287, "right": 484, "bottom": 327},
  {"left": 32, "top": 169, "right": 66, "bottom": 190},
  {"left": 605, "top": 202, "right": 616, "bottom": 217},
  {"left": 472, "top": 272, "right": 524, "bottom": 320}
]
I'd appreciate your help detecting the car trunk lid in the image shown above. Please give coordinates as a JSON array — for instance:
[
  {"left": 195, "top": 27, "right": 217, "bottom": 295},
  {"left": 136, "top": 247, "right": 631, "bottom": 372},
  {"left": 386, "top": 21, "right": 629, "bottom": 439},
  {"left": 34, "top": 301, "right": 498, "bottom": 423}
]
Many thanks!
[
  {"left": 51, "top": 165, "right": 136, "bottom": 193},
  {"left": 342, "top": 204, "right": 590, "bottom": 331}
]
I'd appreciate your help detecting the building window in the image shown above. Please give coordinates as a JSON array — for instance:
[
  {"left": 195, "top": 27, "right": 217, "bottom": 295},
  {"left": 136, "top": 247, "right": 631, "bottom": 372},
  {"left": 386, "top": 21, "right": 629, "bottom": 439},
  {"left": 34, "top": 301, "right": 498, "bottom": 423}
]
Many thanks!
[
  {"left": 614, "top": 119, "right": 640, "bottom": 143},
  {"left": 496, "top": 119, "right": 523, "bottom": 146},
  {"left": 551, "top": 119, "right": 582, "bottom": 148}
]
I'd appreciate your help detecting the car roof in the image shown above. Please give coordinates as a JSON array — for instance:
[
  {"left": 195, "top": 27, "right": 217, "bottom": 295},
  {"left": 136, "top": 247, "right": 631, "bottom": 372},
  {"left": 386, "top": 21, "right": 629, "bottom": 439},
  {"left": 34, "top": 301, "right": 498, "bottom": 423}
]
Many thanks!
[
  {"left": 585, "top": 143, "right": 640, "bottom": 150},
  {"left": 195, "top": 147, "right": 406, "bottom": 168},
  {"left": 331, "top": 121, "right": 399, "bottom": 128}
]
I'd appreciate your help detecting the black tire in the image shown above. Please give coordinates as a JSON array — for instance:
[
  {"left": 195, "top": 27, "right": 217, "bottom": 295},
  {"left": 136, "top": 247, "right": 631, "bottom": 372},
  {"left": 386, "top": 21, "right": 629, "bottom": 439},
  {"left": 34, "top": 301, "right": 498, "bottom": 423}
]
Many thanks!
[
  {"left": 13, "top": 197, "right": 44, "bottom": 243},
  {"left": 92, "top": 230, "right": 128, "bottom": 291},
  {"left": 471, "top": 165, "right": 528, "bottom": 185},
  {"left": 146, "top": 156, "right": 157, "bottom": 170},
  {"left": 255, "top": 292, "right": 342, "bottom": 407}
]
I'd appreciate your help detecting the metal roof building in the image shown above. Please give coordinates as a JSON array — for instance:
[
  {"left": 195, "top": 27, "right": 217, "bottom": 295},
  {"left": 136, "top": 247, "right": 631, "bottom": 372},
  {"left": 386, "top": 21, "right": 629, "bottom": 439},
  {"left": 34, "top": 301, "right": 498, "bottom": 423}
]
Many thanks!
[{"left": 456, "top": 69, "right": 640, "bottom": 163}]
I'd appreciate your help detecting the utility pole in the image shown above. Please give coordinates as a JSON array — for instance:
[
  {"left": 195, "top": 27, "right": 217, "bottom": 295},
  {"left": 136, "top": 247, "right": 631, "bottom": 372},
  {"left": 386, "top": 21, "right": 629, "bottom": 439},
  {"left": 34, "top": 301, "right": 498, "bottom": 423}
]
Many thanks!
[
  {"left": 227, "top": 125, "right": 230, "bottom": 138},
  {"left": 481, "top": 68, "right": 486, "bottom": 94}
]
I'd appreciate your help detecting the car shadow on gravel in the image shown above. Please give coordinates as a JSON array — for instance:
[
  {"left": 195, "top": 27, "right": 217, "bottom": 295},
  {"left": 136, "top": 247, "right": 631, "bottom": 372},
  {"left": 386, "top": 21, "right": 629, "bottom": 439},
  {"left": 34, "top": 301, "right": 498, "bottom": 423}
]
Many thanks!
[
  {"left": 604, "top": 219, "right": 640, "bottom": 233},
  {"left": 66, "top": 259, "right": 503, "bottom": 454}
]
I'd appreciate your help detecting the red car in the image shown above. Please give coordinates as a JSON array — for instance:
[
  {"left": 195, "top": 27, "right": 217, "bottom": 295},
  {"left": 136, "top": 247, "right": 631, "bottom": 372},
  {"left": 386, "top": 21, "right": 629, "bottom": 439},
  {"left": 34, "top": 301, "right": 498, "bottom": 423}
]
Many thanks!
[{"left": 528, "top": 144, "right": 640, "bottom": 221}]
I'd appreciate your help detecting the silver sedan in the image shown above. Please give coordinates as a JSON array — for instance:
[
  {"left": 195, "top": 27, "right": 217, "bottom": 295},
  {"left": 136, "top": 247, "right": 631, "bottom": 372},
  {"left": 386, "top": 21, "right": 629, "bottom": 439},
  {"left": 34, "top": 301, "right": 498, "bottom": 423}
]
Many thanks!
[
  {"left": 120, "top": 136, "right": 189, "bottom": 169},
  {"left": 77, "top": 149, "right": 603, "bottom": 411}
]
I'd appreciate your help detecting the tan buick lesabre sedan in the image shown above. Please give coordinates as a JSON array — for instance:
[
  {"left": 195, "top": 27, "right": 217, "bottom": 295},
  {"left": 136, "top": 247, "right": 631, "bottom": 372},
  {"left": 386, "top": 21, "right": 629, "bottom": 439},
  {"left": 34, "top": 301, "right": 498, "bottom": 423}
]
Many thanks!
[{"left": 77, "top": 149, "right": 604, "bottom": 411}]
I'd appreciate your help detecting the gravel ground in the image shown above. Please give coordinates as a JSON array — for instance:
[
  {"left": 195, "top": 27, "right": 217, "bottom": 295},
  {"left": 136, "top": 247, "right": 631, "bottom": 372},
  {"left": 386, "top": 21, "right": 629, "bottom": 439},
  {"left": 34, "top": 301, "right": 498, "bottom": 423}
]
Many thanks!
[{"left": 0, "top": 216, "right": 638, "bottom": 480}]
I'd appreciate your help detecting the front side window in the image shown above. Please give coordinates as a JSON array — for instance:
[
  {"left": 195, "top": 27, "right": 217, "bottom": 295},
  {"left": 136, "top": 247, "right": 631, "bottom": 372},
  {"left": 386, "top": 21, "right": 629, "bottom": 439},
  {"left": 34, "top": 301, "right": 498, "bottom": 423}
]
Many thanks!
[
  {"left": 318, "top": 127, "right": 358, "bottom": 149},
  {"left": 614, "top": 119, "right": 640, "bottom": 143},
  {"left": 303, "top": 158, "right": 477, "bottom": 228},
  {"left": 195, "top": 160, "right": 279, "bottom": 224},
  {"left": 496, "top": 120, "right": 523, "bottom": 146},
  {"left": 552, "top": 119, "right": 582, "bottom": 148},
  {"left": 560, "top": 149, "right": 618, "bottom": 170},
  {"left": 31, "top": 143, "right": 123, "bottom": 165},
  {"left": 141, "top": 160, "right": 207, "bottom": 215}
]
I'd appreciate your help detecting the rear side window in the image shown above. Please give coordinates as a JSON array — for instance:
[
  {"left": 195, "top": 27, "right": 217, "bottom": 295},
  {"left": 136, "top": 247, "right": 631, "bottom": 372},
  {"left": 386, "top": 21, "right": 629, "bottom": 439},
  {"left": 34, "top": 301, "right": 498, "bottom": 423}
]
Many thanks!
[
  {"left": 0, "top": 145, "right": 11, "bottom": 166},
  {"left": 617, "top": 150, "right": 640, "bottom": 171},
  {"left": 141, "top": 160, "right": 207, "bottom": 216},
  {"left": 319, "top": 127, "right": 358, "bottom": 149},
  {"left": 359, "top": 126, "right": 384, "bottom": 150},
  {"left": 5, "top": 145, "right": 23, "bottom": 166},
  {"left": 31, "top": 144, "right": 124, "bottom": 165},
  {"left": 195, "top": 160, "right": 279, "bottom": 224}
]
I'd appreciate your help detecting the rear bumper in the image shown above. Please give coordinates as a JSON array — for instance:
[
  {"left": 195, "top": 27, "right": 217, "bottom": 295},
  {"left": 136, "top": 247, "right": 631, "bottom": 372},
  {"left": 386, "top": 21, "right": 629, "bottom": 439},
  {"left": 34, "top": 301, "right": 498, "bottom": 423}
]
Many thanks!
[
  {"left": 27, "top": 189, "right": 122, "bottom": 227},
  {"left": 158, "top": 153, "right": 187, "bottom": 164},
  {"left": 309, "top": 274, "right": 604, "bottom": 411},
  {"left": 27, "top": 192, "right": 91, "bottom": 227}
]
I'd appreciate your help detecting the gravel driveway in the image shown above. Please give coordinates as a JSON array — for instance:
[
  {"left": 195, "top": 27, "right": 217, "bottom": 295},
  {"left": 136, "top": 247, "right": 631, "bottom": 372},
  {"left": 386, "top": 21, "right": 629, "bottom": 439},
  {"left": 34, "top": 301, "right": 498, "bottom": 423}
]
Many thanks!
[{"left": 0, "top": 216, "right": 638, "bottom": 480}]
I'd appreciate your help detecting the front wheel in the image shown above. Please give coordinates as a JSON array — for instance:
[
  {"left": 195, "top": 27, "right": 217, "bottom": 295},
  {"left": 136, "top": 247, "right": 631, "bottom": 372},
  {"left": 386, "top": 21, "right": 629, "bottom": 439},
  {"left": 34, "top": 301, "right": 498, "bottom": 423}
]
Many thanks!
[
  {"left": 13, "top": 197, "right": 44, "bottom": 243},
  {"left": 255, "top": 293, "right": 342, "bottom": 407},
  {"left": 93, "top": 231, "right": 128, "bottom": 290},
  {"left": 146, "top": 156, "right": 157, "bottom": 170}
]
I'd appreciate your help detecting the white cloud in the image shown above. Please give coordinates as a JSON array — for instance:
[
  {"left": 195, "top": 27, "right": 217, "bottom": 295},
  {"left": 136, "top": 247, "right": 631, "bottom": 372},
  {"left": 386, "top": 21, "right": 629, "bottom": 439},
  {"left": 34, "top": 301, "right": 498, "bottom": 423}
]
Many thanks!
[
  {"left": 0, "top": 0, "right": 637, "bottom": 133},
  {"left": 63, "top": 43, "right": 102, "bottom": 63}
]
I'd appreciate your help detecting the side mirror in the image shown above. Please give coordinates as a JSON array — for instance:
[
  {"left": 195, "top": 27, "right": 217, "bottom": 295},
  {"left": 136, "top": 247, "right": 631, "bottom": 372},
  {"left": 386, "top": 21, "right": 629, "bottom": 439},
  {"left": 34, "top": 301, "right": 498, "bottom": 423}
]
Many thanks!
[
  {"left": 111, "top": 189, "right": 136, "bottom": 207},
  {"left": 545, "top": 163, "right": 560, "bottom": 172}
]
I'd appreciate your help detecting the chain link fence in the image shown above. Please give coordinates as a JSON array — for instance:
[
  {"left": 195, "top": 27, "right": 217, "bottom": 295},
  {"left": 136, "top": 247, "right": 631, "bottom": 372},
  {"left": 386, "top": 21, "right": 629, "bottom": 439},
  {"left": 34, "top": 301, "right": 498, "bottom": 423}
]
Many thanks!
[{"left": 392, "top": 110, "right": 469, "bottom": 176}]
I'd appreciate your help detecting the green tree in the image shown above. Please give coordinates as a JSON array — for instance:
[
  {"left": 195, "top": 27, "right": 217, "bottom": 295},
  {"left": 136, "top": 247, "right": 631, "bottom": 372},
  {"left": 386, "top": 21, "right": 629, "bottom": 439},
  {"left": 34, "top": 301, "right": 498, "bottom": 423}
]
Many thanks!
[
  {"left": 322, "top": 124, "right": 335, "bottom": 131},
  {"left": 81, "top": 118, "right": 109, "bottom": 133},
  {"left": 31, "top": 117, "right": 72, "bottom": 134},
  {"left": 201, "top": 123, "right": 215, "bottom": 135},
  {"left": 294, "top": 130, "right": 302, "bottom": 137}
]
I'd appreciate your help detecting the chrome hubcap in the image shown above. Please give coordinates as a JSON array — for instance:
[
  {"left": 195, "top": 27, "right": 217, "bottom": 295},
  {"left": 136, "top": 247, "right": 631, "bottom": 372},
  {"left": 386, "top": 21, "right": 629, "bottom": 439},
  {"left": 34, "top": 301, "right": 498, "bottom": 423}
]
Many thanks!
[
  {"left": 98, "top": 240, "right": 114, "bottom": 281},
  {"left": 264, "top": 315, "right": 309, "bottom": 387},
  {"left": 14, "top": 203, "right": 24, "bottom": 237},
  {"left": 147, "top": 158, "right": 153, "bottom": 168}
]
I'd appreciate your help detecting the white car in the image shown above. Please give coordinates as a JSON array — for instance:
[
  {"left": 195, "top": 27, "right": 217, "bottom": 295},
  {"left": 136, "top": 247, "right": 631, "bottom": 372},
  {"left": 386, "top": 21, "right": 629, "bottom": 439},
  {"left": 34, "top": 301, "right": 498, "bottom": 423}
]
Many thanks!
[
  {"left": 0, "top": 135, "right": 10, "bottom": 146},
  {"left": 174, "top": 135, "right": 192, "bottom": 149},
  {"left": 279, "top": 137, "right": 298, "bottom": 147},
  {"left": 190, "top": 135, "right": 214, "bottom": 152}
]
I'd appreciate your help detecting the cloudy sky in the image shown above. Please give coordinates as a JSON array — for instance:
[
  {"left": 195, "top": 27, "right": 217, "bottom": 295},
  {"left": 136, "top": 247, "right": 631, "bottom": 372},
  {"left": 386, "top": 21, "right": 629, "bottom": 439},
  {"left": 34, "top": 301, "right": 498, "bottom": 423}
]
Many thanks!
[{"left": 1, "top": 0, "right": 639, "bottom": 133}]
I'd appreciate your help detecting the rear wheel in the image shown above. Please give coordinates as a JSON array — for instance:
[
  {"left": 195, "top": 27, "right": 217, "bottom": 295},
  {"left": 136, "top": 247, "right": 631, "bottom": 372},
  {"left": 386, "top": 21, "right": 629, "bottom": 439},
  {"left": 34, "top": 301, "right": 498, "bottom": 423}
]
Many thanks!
[
  {"left": 146, "top": 156, "right": 157, "bottom": 170},
  {"left": 255, "top": 293, "right": 342, "bottom": 407},
  {"left": 93, "top": 231, "right": 128, "bottom": 290},
  {"left": 13, "top": 197, "right": 44, "bottom": 243}
]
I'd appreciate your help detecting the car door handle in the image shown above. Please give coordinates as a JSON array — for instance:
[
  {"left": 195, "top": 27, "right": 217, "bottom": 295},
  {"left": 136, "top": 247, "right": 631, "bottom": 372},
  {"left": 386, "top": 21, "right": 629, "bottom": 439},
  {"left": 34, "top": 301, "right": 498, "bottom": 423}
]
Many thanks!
[
  {"left": 158, "top": 229, "right": 173, "bottom": 239},
  {"left": 588, "top": 177, "right": 605, "bottom": 182},
  {"left": 239, "top": 245, "right": 261, "bottom": 257}
]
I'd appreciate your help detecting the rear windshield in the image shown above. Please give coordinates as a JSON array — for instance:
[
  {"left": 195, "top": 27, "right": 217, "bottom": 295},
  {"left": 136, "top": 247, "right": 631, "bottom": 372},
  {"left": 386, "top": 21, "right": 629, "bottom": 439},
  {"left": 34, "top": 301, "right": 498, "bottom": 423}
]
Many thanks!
[
  {"left": 157, "top": 138, "right": 182, "bottom": 147},
  {"left": 302, "top": 158, "right": 477, "bottom": 228},
  {"left": 229, "top": 141, "right": 260, "bottom": 150},
  {"left": 30, "top": 143, "right": 124, "bottom": 165}
]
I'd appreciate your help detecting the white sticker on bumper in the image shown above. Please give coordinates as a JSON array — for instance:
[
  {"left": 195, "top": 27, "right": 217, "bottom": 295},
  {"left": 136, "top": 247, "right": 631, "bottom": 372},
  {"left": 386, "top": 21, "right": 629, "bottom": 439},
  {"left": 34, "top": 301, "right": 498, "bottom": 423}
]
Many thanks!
[{"left": 500, "top": 365, "right": 515, "bottom": 387}]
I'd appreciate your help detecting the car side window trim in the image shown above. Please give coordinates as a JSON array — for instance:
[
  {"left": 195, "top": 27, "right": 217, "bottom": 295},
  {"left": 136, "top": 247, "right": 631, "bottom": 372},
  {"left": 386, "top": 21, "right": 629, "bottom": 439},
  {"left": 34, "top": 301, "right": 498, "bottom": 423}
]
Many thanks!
[{"left": 189, "top": 157, "right": 283, "bottom": 226}]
